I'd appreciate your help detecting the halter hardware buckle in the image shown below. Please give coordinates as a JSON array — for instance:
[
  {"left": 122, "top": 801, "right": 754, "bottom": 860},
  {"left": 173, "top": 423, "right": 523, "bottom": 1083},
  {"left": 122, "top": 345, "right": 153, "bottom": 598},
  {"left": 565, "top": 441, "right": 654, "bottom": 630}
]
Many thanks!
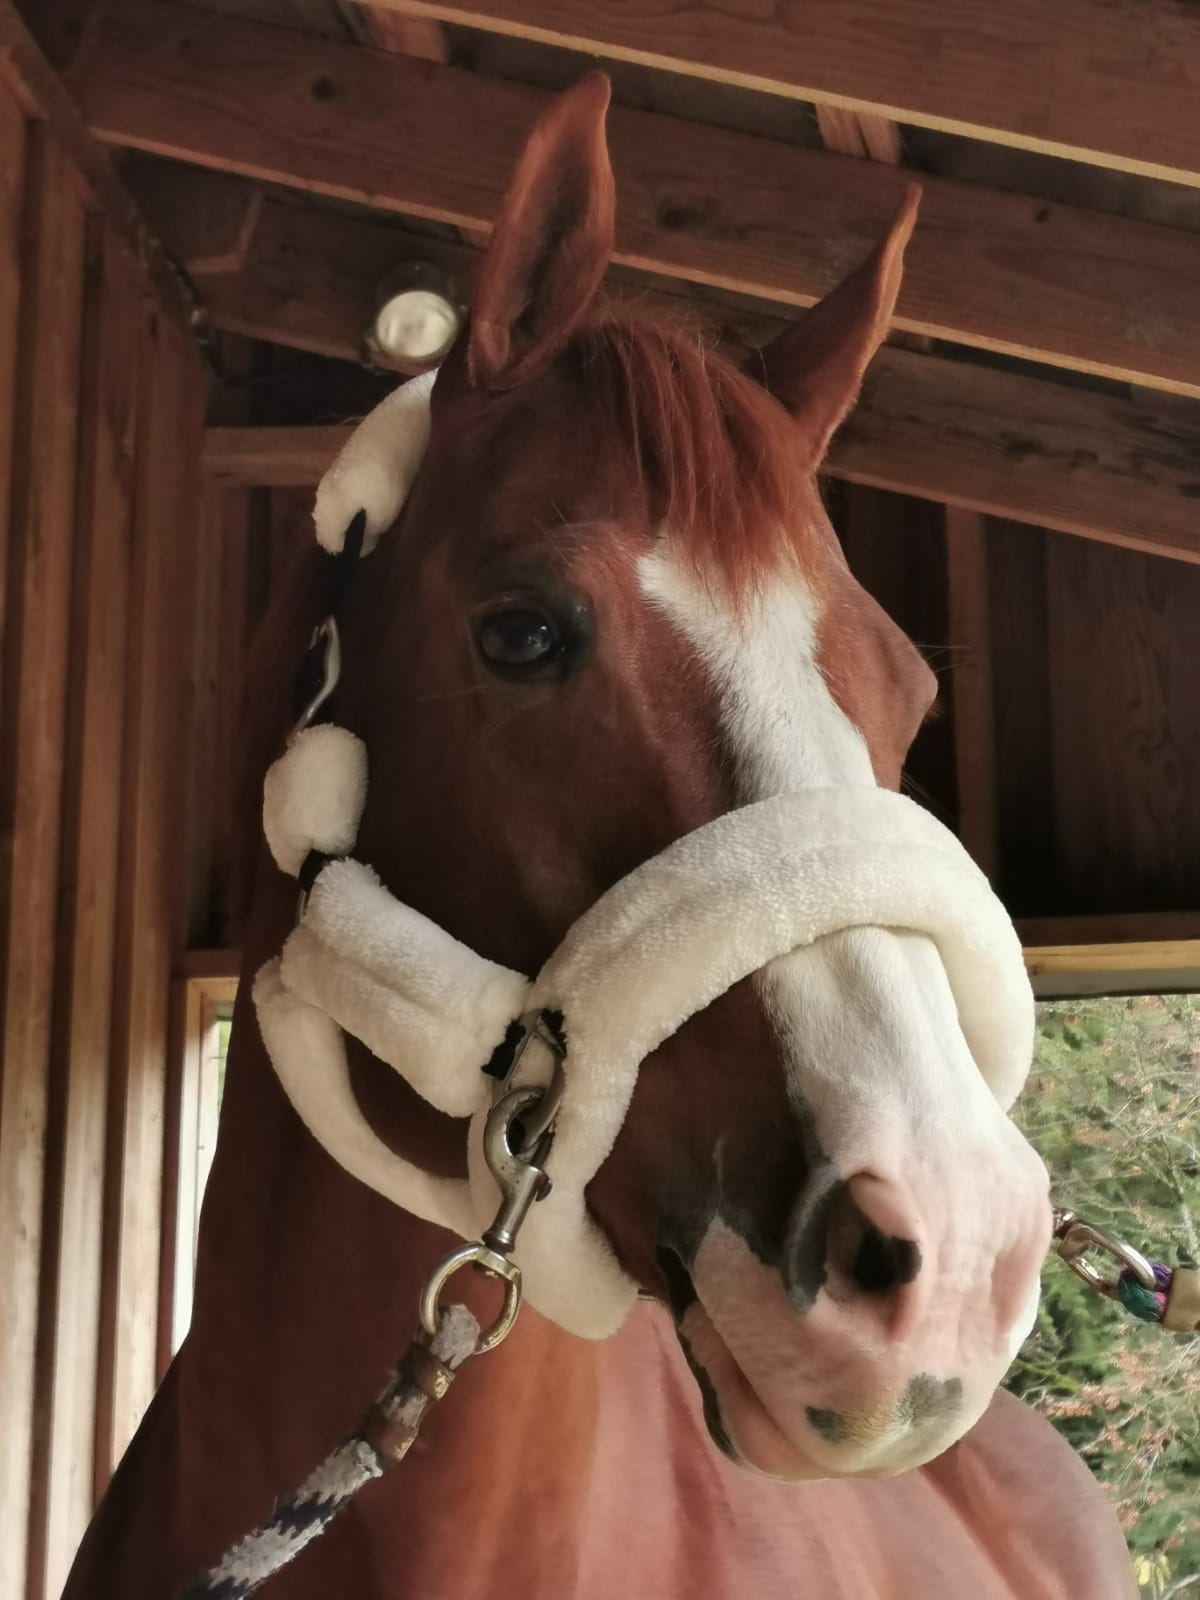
[
  {"left": 288, "top": 616, "right": 342, "bottom": 744},
  {"left": 420, "top": 1035, "right": 565, "bottom": 1358}
]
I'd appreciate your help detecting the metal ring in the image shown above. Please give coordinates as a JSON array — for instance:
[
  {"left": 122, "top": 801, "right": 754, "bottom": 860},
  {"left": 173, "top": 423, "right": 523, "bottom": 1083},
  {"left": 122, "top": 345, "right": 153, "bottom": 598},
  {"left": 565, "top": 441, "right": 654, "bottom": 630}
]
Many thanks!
[
  {"left": 419, "top": 1241, "right": 523, "bottom": 1356},
  {"left": 1055, "top": 1218, "right": 1158, "bottom": 1298}
]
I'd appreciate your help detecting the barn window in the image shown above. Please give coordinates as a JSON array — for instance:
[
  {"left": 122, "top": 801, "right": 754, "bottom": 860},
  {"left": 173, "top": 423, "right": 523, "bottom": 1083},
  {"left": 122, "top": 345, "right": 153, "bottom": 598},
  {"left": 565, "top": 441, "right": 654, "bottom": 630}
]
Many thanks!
[{"left": 164, "top": 971, "right": 234, "bottom": 1358}]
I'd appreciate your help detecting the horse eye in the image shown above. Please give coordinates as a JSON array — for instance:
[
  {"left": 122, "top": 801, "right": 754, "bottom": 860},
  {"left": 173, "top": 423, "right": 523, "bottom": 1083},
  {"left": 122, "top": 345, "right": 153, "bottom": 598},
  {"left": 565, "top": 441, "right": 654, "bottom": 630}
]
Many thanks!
[{"left": 476, "top": 608, "right": 562, "bottom": 672}]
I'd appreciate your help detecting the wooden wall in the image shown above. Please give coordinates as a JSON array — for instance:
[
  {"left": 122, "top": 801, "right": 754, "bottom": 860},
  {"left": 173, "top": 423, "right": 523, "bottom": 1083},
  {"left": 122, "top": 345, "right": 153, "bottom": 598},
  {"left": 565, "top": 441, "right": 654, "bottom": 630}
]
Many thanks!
[
  {"left": 0, "top": 22, "right": 206, "bottom": 1600},
  {"left": 836, "top": 486, "right": 1200, "bottom": 930}
]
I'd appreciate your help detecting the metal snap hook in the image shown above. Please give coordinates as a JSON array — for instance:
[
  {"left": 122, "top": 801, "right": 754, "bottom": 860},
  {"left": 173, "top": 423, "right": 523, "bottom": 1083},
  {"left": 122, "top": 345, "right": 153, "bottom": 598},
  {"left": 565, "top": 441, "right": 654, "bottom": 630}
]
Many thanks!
[{"left": 1052, "top": 1210, "right": 1158, "bottom": 1300}]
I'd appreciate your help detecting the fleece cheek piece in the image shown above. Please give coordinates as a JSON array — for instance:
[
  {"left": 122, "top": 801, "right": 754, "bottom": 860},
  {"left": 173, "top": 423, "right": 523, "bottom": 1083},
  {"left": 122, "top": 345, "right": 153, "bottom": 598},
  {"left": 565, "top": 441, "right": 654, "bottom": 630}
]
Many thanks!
[
  {"left": 313, "top": 368, "right": 436, "bottom": 555},
  {"left": 263, "top": 726, "right": 368, "bottom": 878}
]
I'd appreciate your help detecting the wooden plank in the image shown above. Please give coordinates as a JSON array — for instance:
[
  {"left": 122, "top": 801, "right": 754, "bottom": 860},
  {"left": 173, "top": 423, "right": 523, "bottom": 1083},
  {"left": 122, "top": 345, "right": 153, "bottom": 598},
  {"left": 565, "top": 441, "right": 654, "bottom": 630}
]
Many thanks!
[
  {"left": 381, "top": 0, "right": 1200, "bottom": 186},
  {"left": 816, "top": 106, "right": 901, "bottom": 165},
  {"left": 174, "top": 948, "right": 243, "bottom": 985},
  {"left": 97, "top": 309, "right": 205, "bottom": 1492},
  {"left": 172, "top": 188, "right": 473, "bottom": 366},
  {"left": 0, "top": 129, "right": 87, "bottom": 1600},
  {"left": 944, "top": 508, "right": 998, "bottom": 878},
  {"left": 72, "top": 0, "right": 1200, "bottom": 397},
  {"left": 31, "top": 223, "right": 142, "bottom": 1600},
  {"left": 181, "top": 481, "right": 223, "bottom": 947},
  {"left": 989, "top": 520, "right": 1056, "bottom": 919},
  {"left": 201, "top": 352, "right": 1200, "bottom": 565},
  {"left": 205, "top": 424, "right": 352, "bottom": 486},
  {"left": 0, "top": 0, "right": 195, "bottom": 334},
  {"left": 1024, "top": 940, "right": 1200, "bottom": 977},
  {"left": 1018, "top": 912, "right": 1200, "bottom": 947},
  {"left": 1044, "top": 532, "right": 1200, "bottom": 917},
  {"left": 833, "top": 353, "right": 1200, "bottom": 566},
  {"left": 0, "top": 78, "right": 25, "bottom": 742}
]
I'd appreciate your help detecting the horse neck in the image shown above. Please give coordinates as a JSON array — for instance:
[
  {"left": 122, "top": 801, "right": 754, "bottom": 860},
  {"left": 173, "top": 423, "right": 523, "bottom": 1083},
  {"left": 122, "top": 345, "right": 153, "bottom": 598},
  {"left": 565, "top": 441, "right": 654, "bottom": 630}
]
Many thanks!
[{"left": 171, "top": 856, "right": 630, "bottom": 1541}]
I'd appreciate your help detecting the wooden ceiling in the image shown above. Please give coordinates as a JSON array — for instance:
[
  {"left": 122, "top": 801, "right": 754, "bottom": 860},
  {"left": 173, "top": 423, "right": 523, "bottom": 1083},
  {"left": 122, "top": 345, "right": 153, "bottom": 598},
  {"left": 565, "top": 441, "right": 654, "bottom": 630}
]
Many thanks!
[
  {"left": 9, "top": 0, "right": 1200, "bottom": 935},
  {"left": 20, "top": 0, "right": 1200, "bottom": 564}
]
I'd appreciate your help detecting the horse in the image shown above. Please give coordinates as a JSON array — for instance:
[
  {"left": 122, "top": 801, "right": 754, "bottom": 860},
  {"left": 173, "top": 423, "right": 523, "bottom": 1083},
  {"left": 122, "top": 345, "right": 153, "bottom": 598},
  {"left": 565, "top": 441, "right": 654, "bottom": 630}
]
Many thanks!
[{"left": 63, "top": 73, "right": 1136, "bottom": 1600}]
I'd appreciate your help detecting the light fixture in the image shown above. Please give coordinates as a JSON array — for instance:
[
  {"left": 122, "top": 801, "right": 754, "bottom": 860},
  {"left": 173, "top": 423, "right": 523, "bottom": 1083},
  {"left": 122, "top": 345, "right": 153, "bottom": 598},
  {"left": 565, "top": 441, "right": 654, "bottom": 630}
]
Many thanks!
[{"left": 365, "top": 260, "right": 461, "bottom": 373}]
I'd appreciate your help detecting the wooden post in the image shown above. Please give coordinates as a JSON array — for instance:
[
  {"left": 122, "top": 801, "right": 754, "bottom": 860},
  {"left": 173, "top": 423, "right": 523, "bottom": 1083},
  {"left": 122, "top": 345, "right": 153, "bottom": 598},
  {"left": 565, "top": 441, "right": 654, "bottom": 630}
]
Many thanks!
[{"left": 945, "top": 507, "right": 999, "bottom": 880}]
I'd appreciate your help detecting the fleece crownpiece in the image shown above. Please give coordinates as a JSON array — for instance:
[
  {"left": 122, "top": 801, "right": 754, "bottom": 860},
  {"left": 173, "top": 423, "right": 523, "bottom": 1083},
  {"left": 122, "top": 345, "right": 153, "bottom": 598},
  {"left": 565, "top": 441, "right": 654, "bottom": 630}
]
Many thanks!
[{"left": 257, "top": 786, "right": 1034, "bottom": 1339}]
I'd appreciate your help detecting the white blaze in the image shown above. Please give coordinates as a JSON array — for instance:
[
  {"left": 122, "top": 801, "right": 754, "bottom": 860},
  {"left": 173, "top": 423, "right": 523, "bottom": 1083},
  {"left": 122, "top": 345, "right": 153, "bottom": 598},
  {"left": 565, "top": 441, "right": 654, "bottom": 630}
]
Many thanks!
[{"left": 639, "top": 540, "right": 1043, "bottom": 1406}]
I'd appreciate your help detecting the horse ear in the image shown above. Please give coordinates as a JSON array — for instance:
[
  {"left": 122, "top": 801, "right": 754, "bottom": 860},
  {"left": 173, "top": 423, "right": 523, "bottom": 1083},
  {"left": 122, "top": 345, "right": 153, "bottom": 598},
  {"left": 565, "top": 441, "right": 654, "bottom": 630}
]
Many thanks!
[
  {"left": 468, "top": 72, "right": 615, "bottom": 389},
  {"left": 758, "top": 186, "right": 921, "bottom": 468}
]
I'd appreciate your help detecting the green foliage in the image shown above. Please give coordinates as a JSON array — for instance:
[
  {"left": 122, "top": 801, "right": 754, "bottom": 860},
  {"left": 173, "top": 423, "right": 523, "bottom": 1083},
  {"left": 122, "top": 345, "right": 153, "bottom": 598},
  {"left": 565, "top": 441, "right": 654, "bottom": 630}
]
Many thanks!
[{"left": 1007, "top": 996, "right": 1200, "bottom": 1596}]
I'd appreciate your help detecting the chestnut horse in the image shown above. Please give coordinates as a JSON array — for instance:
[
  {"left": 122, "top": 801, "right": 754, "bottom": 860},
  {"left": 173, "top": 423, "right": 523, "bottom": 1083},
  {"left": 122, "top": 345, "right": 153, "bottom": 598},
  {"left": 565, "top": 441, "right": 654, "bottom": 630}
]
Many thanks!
[{"left": 64, "top": 75, "right": 1135, "bottom": 1599}]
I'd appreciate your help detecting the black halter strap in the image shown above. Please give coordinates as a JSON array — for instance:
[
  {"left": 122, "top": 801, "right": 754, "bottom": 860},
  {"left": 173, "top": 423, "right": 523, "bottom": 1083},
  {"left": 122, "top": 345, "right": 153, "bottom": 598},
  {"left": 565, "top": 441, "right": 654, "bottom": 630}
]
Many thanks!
[{"left": 291, "top": 509, "right": 367, "bottom": 897}]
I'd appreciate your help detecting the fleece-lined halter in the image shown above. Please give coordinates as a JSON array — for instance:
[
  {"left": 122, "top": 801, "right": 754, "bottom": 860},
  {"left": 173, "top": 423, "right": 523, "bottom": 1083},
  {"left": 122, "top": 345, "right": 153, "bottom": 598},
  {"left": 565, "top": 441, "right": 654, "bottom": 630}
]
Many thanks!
[{"left": 255, "top": 371, "right": 1036, "bottom": 1341}]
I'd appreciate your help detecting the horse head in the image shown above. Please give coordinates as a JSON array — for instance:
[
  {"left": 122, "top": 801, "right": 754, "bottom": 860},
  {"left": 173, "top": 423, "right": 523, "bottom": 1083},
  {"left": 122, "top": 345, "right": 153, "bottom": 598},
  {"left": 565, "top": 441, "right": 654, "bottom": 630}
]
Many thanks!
[{"left": 265, "top": 72, "right": 1051, "bottom": 1484}]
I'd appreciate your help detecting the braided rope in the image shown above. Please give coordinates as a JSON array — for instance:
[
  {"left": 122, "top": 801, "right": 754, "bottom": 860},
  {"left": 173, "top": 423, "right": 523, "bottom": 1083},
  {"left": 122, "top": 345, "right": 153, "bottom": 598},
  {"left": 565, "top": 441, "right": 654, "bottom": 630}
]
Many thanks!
[
  {"left": 1117, "top": 1259, "right": 1174, "bottom": 1325},
  {"left": 176, "top": 1305, "right": 480, "bottom": 1599}
]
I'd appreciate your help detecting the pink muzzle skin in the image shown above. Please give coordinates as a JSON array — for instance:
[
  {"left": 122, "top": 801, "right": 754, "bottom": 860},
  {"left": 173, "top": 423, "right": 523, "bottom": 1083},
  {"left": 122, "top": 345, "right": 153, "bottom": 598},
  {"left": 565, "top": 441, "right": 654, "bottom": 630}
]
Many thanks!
[{"left": 678, "top": 960, "right": 1052, "bottom": 1481}]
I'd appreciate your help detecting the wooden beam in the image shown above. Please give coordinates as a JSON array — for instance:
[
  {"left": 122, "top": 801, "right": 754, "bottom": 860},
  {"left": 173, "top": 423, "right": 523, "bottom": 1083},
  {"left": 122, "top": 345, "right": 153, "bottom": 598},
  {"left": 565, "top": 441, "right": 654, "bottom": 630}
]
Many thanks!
[
  {"left": 816, "top": 106, "right": 901, "bottom": 165},
  {"left": 174, "top": 947, "right": 242, "bottom": 986},
  {"left": 0, "top": 127, "right": 87, "bottom": 1600},
  {"left": 1017, "top": 912, "right": 1200, "bottom": 947},
  {"left": 1024, "top": 939, "right": 1200, "bottom": 978},
  {"left": 202, "top": 350, "right": 1200, "bottom": 564},
  {"left": 205, "top": 424, "right": 351, "bottom": 487},
  {"left": 833, "top": 355, "right": 1200, "bottom": 565},
  {"left": 36, "top": 220, "right": 140, "bottom": 1600},
  {"left": 378, "top": 0, "right": 1200, "bottom": 187},
  {"left": 0, "top": 0, "right": 194, "bottom": 334},
  {"left": 97, "top": 306, "right": 205, "bottom": 1494},
  {"left": 71, "top": 0, "right": 1200, "bottom": 398}
]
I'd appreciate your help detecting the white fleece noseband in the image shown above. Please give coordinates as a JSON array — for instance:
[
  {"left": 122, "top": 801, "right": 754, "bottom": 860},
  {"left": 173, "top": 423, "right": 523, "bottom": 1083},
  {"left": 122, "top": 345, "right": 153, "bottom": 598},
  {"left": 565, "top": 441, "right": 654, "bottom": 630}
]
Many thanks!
[{"left": 256, "top": 375, "right": 1035, "bottom": 1340}]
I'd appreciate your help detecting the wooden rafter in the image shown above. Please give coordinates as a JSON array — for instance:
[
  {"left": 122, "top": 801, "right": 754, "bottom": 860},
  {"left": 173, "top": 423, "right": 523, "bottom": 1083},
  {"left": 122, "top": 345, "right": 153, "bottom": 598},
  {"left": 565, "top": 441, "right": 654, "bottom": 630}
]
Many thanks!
[
  {"left": 202, "top": 347, "right": 1200, "bottom": 563},
  {"left": 70, "top": 0, "right": 1200, "bottom": 398},
  {"left": 374, "top": 0, "right": 1200, "bottom": 186}
]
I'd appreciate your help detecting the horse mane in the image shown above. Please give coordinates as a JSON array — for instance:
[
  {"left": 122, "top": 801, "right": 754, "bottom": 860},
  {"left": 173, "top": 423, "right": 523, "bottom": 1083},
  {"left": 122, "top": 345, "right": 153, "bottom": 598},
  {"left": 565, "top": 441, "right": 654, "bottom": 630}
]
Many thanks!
[{"left": 571, "top": 301, "right": 812, "bottom": 592}]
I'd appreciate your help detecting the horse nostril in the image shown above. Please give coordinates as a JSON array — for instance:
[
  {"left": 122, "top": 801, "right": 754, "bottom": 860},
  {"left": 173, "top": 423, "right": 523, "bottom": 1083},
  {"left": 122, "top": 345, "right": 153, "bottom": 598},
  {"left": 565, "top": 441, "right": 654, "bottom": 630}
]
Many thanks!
[
  {"left": 782, "top": 1171, "right": 924, "bottom": 1311},
  {"left": 850, "top": 1224, "right": 922, "bottom": 1293}
]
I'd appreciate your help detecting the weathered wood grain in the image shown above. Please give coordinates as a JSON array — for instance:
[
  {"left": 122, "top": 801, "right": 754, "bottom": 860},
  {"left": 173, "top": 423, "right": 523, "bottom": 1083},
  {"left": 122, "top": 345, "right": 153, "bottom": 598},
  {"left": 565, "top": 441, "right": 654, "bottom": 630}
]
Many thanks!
[
  {"left": 382, "top": 0, "right": 1200, "bottom": 185},
  {"left": 0, "top": 76, "right": 25, "bottom": 721},
  {"left": 97, "top": 309, "right": 205, "bottom": 1493},
  {"left": 33, "top": 224, "right": 141, "bottom": 1600},
  {"left": 0, "top": 0, "right": 194, "bottom": 332},
  {"left": 72, "top": 0, "right": 1200, "bottom": 396},
  {"left": 0, "top": 129, "right": 87, "bottom": 1600},
  {"left": 1045, "top": 532, "right": 1200, "bottom": 915},
  {"left": 988, "top": 519, "right": 1056, "bottom": 918},
  {"left": 202, "top": 354, "right": 1200, "bottom": 565}
]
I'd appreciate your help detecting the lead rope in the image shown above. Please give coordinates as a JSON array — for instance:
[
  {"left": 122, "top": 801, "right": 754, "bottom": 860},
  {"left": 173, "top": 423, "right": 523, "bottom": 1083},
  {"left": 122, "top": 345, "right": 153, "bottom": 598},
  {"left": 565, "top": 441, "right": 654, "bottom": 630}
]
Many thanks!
[
  {"left": 177, "top": 1305, "right": 480, "bottom": 1600},
  {"left": 176, "top": 516, "right": 561, "bottom": 1598},
  {"left": 175, "top": 1052, "right": 558, "bottom": 1600}
]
